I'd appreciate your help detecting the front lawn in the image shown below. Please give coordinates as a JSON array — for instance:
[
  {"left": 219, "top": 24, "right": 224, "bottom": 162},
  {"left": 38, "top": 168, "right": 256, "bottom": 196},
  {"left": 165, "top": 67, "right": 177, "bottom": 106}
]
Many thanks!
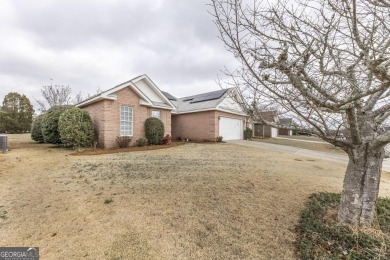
[{"left": 1, "top": 134, "right": 390, "bottom": 259}]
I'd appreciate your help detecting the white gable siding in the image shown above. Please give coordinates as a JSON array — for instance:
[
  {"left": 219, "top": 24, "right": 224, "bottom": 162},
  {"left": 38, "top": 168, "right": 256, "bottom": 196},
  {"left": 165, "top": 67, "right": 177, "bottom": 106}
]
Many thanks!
[
  {"left": 218, "top": 96, "right": 244, "bottom": 112},
  {"left": 134, "top": 79, "right": 164, "bottom": 103}
]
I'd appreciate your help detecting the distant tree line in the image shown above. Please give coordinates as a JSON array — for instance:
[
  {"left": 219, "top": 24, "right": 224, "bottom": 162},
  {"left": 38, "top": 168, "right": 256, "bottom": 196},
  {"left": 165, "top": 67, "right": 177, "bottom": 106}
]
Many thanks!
[{"left": 0, "top": 92, "right": 34, "bottom": 133}]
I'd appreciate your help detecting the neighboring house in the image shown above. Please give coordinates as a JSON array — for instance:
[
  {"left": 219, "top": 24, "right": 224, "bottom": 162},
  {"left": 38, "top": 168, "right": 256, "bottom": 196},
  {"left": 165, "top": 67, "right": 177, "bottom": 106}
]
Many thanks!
[
  {"left": 278, "top": 118, "right": 293, "bottom": 136},
  {"left": 76, "top": 75, "right": 175, "bottom": 148},
  {"left": 254, "top": 111, "right": 279, "bottom": 138},
  {"left": 77, "top": 74, "right": 248, "bottom": 148},
  {"left": 164, "top": 88, "right": 248, "bottom": 141}
]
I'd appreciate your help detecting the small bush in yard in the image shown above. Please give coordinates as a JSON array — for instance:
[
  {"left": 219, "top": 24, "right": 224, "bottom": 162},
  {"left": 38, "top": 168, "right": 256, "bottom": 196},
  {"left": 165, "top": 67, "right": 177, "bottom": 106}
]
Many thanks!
[
  {"left": 136, "top": 138, "right": 148, "bottom": 147},
  {"left": 116, "top": 136, "right": 132, "bottom": 148},
  {"left": 216, "top": 136, "right": 223, "bottom": 142},
  {"left": 295, "top": 192, "right": 390, "bottom": 259},
  {"left": 244, "top": 127, "right": 253, "bottom": 140},
  {"left": 104, "top": 199, "right": 113, "bottom": 204},
  {"left": 160, "top": 134, "right": 171, "bottom": 145},
  {"left": 41, "top": 105, "right": 72, "bottom": 144},
  {"left": 31, "top": 114, "right": 45, "bottom": 143},
  {"left": 58, "top": 107, "right": 94, "bottom": 148},
  {"left": 145, "top": 117, "right": 164, "bottom": 145}
]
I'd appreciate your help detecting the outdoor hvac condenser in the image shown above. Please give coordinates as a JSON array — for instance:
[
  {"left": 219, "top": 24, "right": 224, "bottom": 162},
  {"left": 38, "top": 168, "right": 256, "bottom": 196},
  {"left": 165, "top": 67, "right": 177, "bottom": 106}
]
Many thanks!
[{"left": 0, "top": 135, "right": 8, "bottom": 152}]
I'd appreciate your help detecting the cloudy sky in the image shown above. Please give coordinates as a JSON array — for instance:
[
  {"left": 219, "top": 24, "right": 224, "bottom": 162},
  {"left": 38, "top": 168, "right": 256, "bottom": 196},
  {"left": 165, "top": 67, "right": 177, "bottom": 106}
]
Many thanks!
[{"left": 0, "top": 0, "right": 238, "bottom": 110}]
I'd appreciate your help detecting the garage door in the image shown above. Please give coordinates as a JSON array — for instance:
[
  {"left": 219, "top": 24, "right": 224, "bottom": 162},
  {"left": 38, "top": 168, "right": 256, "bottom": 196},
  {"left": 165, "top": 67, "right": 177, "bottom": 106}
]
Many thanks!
[
  {"left": 219, "top": 117, "right": 242, "bottom": 140},
  {"left": 271, "top": 127, "right": 278, "bottom": 138}
]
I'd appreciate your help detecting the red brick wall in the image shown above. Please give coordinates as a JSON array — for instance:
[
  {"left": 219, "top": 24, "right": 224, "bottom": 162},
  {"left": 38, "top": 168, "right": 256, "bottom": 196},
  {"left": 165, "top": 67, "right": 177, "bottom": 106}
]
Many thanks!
[{"left": 172, "top": 111, "right": 216, "bottom": 141}]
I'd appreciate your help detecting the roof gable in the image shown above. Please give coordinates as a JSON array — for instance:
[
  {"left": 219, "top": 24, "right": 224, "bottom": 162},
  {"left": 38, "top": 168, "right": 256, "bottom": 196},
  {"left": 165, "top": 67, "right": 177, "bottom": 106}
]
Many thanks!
[
  {"left": 259, "top": 111, "right": 279, "bottom": 123},
  {"left": 76, "top": 74, "right": 175, "bottom": 110}
]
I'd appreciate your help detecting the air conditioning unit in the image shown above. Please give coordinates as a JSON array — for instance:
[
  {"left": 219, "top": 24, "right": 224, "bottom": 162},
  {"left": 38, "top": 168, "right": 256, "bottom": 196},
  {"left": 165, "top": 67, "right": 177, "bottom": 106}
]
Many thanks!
[{"left": 0, "top": 135, "right": 8, "bottom": 152}]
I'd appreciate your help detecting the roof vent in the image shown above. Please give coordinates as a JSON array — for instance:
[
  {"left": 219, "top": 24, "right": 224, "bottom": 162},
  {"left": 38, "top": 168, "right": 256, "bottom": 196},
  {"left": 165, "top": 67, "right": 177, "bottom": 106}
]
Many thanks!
[{"left": 0, "top": 135, "right": 7, "bottom": 152}]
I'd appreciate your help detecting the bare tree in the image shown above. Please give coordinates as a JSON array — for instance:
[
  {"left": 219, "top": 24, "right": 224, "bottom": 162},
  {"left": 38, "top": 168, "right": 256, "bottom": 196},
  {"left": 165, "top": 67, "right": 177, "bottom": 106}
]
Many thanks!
[
  {"left": 211, "top": 0, "right": 390, "bottom": 226},
  {"left": 36, "top": 85, "right": 72, "bottom": 112}
]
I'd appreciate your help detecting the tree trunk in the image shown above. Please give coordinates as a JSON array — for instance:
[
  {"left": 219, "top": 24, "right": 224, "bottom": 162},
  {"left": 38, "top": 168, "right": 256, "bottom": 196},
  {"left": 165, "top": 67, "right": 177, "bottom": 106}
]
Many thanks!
[{"left": 338, "top": 144, "right": 384, "bottom": 226}]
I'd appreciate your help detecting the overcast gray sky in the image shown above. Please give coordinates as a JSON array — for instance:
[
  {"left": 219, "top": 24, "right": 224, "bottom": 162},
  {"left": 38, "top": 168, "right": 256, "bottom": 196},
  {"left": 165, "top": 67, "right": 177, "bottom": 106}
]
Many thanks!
[{"left": 0, "top": 0, "right": 238, "bottom": 110}]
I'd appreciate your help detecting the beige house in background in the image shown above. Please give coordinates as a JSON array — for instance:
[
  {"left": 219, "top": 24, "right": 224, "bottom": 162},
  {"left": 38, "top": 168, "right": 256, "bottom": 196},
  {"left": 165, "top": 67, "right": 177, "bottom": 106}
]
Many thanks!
[{"left": 77, "top": 74, "right": 248, "bottom": 148}]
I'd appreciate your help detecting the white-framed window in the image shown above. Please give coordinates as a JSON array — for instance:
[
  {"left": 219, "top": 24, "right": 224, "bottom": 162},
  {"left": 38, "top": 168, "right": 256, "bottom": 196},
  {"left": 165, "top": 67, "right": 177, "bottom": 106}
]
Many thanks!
[
  {"left": 151, "top": 110, "right": 161, "bottom": 119},
  {"left": 120, "top": 106, "right": 133, "bottom": 136}
]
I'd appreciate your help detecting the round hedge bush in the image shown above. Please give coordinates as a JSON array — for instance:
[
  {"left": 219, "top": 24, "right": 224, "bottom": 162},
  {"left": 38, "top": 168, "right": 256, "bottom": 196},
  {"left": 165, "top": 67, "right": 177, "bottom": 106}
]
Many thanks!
[
  {"left": 31, "top": 114, "right": 45, "bottom": 143},
  {"left": 145, "top": 117, "right": 164, "bottom": 145},
  {"left": 41, "top": 105, "right": 72, "bottom": 144},
  {"left": 59, "top": 107, "right": 94, "bottom": 148}
]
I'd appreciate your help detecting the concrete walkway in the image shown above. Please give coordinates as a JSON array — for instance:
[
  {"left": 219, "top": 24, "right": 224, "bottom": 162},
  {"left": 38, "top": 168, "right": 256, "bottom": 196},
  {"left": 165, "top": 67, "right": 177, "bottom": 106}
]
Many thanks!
[
  {"left": 228, "top": 140, "right": 390, "bottom": 172},
  {"left": 276, "top": 136, "right": 328, "bottom": 144}
]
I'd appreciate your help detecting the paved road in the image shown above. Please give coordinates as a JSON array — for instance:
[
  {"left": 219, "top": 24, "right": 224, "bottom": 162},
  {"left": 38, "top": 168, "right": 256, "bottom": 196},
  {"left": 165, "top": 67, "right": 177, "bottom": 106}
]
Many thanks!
[{"left": 228, "top": 140, "right": 390, "bottom": 172}]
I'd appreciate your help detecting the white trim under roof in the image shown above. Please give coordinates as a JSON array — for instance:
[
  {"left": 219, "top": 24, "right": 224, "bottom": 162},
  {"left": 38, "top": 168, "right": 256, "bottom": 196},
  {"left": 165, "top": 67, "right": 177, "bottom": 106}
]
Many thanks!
[
  {"left": 172, "top": 107, "right": 247, "bottom": 116},
  {"left": 76, "top": 74, "right": 175, "bottom": 110}
]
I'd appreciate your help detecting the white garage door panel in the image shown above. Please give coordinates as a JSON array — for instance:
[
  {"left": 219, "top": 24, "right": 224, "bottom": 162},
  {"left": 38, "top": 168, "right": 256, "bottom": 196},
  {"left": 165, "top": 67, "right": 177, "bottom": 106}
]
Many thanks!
[
  {"left": 219, "top": 117, "right": 242, "bottom": 140},
  {"left": 271, "top": 127, "right": 278, "bottom": 138}
]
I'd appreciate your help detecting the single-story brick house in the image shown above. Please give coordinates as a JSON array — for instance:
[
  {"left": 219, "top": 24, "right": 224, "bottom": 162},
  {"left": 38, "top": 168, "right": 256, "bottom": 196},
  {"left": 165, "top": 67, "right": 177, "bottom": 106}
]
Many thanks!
[
  {"left": 76, "top": 75, "right": 175, "bottom": 148},
  {"left": 77, "top": 75, "right": 248, "bottom": 148}
]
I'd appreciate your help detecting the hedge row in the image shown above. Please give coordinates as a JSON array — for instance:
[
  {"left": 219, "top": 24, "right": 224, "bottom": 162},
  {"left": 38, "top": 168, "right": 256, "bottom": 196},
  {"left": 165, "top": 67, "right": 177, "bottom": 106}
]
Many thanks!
[{"left": 31, "top": 106, "right": 94, "bottom": 149}]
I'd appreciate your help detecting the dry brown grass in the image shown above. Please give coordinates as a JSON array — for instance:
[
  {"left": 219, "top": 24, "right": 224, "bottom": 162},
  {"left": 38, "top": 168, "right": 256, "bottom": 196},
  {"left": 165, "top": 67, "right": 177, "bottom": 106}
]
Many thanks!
[{"left": 1, "top": 134, "right": 390, "bottom": 259}]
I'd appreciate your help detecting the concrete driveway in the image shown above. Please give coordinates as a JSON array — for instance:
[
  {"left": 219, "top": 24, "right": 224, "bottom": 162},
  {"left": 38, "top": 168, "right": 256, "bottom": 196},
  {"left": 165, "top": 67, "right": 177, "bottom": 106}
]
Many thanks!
[{"left": 228, "top": 140, "right": 390, "bottom": 172}]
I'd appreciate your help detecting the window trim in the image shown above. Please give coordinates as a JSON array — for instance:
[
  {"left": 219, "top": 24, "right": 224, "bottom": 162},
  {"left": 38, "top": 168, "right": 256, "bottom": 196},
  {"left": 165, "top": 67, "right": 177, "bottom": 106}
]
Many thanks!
[
  {"left": 120, "top": 105, "right": 133, "bottom": 137},
  {"left": 151, "top": 110, "right": 161, "bottom": 119}
]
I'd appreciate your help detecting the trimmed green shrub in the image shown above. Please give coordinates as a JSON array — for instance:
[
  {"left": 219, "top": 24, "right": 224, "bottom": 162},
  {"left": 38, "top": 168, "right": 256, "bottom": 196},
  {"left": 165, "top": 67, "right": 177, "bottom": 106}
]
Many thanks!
[
  {"left": 136, "top": 138, "right": 148, "bottom": 147},
  {"left": 41, "top": 105, "right": 72, "bottom": 144},
  {"left": 116, "top": 136, "right": 132, "bottom": 148},
  {"left": 31, "top": 115, "right": 45, "bottom": 143},
  {"left": 58, "top": 107, "right": 94, "bottom": 148},
  {"left": 244, "top": 127, "right": 253, "bottom": 140},
  {"left": 216, "top": 136, "right": 223, "bottom": 142},
  {"left": 145, "top": 117, "right": 164, "bottom": 145}
]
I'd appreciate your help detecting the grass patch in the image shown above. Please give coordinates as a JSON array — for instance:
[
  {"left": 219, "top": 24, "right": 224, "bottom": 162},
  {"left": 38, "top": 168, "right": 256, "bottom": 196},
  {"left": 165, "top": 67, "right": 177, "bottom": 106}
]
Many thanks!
[
  {"left": 295, "top": 192, "right": 390, "bottom": 259},
  {"left": 104, "top": 199, "right": 113, "bottom": 204}
]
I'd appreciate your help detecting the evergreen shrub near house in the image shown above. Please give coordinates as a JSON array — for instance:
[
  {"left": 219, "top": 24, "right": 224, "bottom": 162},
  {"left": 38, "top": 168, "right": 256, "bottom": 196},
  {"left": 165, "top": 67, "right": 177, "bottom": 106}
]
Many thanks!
[
  {"left": 145, "top": 117, "right": 164, "bottom": 145},
  {"left": 31, "top": 115, "right": 45, "bottom": 143},
  {"left": 244, "top": 127, "right": 253, "bottom": 140},
  {"left": 58, "top": 107, "right": 94, "bottom": 148},
  {"left": 41, "top": 105, "right": 72, "bottom": 144}
]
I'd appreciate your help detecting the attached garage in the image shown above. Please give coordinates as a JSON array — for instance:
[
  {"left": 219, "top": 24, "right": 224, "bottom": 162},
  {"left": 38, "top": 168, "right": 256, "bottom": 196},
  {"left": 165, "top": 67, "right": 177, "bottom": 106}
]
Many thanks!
[{"left": 219, "top": 117, "right": 243, "bottom": 140}]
